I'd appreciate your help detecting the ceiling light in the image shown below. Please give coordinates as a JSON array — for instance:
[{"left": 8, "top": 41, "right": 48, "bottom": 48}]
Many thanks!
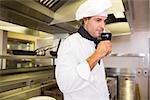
[{"left": 114, "top": 12, "right": 125, "bottom": 18}]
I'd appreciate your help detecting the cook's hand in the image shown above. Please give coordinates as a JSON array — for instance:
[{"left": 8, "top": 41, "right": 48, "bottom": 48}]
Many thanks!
[
  {"left": 86, "top": 40, "right": 112, "bottom": 70},
  {"left": 95, "top": 40, "right": 112, "bottom": 59}
]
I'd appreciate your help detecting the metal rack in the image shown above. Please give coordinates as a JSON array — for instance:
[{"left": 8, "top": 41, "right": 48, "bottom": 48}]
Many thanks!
[
  {"left": 109, "top": 53, "right": 146, "bottom": 57},
  {"left": 0, "top": 55, "right": 56, "bottom": 100},
  {"left": 0, "top": 55, "right": 54, "bottom": 60},
  {"left": 0, "top": 55, "right": 55, "bottom": 70}
]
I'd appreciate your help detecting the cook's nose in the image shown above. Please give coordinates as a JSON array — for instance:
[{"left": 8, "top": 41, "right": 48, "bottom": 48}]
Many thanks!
[
  {"left": 99, "top": 21, "right": 105, "bottom": 31},
  {"left": 102, "top": 21, "right": 105, "bottom": 28}
]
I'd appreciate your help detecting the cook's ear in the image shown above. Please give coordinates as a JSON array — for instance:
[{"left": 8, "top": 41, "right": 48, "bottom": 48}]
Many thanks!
[{"left": 82, "top": 17, "right": 90, "bottom": 25}]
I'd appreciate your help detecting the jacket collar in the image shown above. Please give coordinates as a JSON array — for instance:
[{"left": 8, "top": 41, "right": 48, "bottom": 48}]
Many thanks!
[{"left": 77, "top": 26, "right": 100, "bottom": 47}]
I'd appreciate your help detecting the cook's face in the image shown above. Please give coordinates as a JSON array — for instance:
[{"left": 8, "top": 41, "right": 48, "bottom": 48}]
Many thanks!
[{"left": 84, "top": 16, "right": 107, "bottom": 38}]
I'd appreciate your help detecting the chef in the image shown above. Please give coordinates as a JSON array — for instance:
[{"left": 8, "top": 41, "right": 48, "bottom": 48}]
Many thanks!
[{"left": 55, "top": 0, "right": 112, "bottom": 100}]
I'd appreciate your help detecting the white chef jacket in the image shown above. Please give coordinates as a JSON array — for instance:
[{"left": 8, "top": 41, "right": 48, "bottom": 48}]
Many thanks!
[{"left": 55, "top": 32, "right": 109, "bottom": 100}]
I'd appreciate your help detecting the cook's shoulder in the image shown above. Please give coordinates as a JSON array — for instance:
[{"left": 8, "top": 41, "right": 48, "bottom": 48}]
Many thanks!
[
  {"left": 67, "top": 33, "right": 80, "bottom": 41},
  {"left": 58, "top": 33, "right": 80, "bottom": 52},
  {"left": 63, "top": 33, "right": 81, "bottom": 44}
]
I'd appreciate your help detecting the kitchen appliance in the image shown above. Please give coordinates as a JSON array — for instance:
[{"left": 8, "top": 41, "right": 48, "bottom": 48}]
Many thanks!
[
  {"left": 49, "top": 39, "right": 61, "bottom": 58},
  {"left": 107, "top": 77, "right": 117, "bottom": 100},
  {"left": 106, "top": 67, "right": 149, "bottom": 100}
]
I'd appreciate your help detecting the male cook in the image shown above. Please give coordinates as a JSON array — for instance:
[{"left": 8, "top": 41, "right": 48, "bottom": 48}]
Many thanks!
[{"left": 55, "top": 0, "right": 112, "bottom": 100}]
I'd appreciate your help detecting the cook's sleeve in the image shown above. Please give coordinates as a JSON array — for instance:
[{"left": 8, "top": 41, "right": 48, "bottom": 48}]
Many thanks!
[{"left": 55, "top": 40, "right": 93, "bottom": 93}]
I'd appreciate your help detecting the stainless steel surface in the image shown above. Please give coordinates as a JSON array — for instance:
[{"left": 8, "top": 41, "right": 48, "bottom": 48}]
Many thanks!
[
  {"left": 0, "top": 55, "right": 54, "bottom": 60},
  {"left": 148, "top": 39, "right": 150, "bottom": 100},
  {"left": 106, "top": 67, "right": 149, "bottom": 100},
  {"left": 107, "top": 77, "right": 117, "bottom": 100},
  {"left": 106, "top": 67, "right": 136, "bottom": 77},
  {"left": 0, "top": 70, "right": 54, "bottom": 87},
  {"left": 0, "top": 0, "right": 130, "bottom": 36},
  {"left": 118, "top": 76, "right": 136, "bottom": 100},
  {"left": 110, "top": 53, "right": 146, "bottom": 57},
  {"left": 0, "top": 0, "right": 149, "bottom": 35},
  {"left": 0, "top": 66, "right": 53, "bottom": 75},
  {"left": 0, "top": 79, "right": 56, "bottom": 100},
  {"left": 123, "top": 0, "right": 150, "bottom": 32},
  {"left": 0, "top": 69, "right": 55, "bottom": 100},
  {"left": 0, "top": 54, "right": 55, "bottom": 99},
  {"left": 0, "top": 55, "right": 54, "bottom": 69},
  {"left": 149, "top": 69, "right": 150, "bottom": 100},
  {"left": 34, "top": 0, "right": 67, "bottom": 12},
  {"left": 0, "top": 0, "right": 77, "bottom": 34},
  {"left": 0, "top": 52, "right": 55, "bottom": 100},
  {"left": 7, "top": 38, "right": 34, "bottom": 51}
]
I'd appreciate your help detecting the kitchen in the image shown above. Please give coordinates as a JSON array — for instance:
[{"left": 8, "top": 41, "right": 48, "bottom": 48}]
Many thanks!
[{"left": 0, "top": 0, "right": 149, "bottom": 100}]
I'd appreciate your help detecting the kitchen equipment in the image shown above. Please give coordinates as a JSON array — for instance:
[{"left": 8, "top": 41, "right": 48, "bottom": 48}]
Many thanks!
[
  {"left": 35, "top": 45, "right": 55, "bottom": 56},
  {"left": 106, "top": 67, "right": 149, "bottom": 100},
  {"left": 49, "top": 39, "right": 61, "bottom": 58},
  {"left": 12, "top": 50, "right": 36, "bottom": 55},
  {"left": 107, "top": 77, "right": 117, "bottom": 100},
  {"left": 118, "top": 76, "right": 136, "bottom": 100}
]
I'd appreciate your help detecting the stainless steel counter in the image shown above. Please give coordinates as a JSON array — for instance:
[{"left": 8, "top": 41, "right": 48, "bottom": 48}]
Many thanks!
[{"left": 0, "top": 68, "right": 55, "bottom": 100}]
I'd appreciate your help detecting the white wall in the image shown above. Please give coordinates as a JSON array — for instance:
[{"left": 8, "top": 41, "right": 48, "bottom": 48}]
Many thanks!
[
  {"left": 104, "top": 31, "right": 150, "bottom": 68},
  {"left": 104, "top": 31, "right": 150, "bottom": 100},
  {"left": 112, "top": 31, "right": 150, "bottom": 54}
]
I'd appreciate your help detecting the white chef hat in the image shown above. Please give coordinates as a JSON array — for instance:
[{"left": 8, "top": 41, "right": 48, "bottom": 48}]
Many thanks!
[{"left": 75, "top": 0, "right": 112, "bottom": 21}]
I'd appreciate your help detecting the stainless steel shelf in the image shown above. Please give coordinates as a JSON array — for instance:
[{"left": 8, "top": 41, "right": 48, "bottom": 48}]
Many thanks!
[
  {"left": 109, "top": 53, "right": 146, "bottom": 57},
  {"left": 0, "top": 66, "right": 54, "bottom": 75},
  {"left": 0, "top": 70, "right": 55, "bottom": 92},
  {"left": 0, "top": 55, "right": 54, "bottom": 60}
]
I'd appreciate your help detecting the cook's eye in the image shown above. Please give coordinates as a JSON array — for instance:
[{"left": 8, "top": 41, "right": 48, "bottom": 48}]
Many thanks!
[
  {"left": 104, "top": 19, "right": 107, "bottom": 23},
  {"left": 96, "top": 19, "right": 102, "bottom": 22}
]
